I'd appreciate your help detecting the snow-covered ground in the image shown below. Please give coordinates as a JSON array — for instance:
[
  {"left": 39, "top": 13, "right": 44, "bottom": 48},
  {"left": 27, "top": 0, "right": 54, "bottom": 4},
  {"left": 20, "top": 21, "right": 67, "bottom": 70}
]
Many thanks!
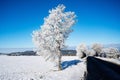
[
  {"left": 0, "top": 56, "right": 86, "bottom": 80},
  {"left": 97, "top": 57, "right": 120, "bottom": 65}
]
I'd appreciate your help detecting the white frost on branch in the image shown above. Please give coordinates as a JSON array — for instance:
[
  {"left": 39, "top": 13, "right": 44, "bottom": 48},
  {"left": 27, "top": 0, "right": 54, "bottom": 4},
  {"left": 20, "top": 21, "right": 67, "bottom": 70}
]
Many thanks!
[
  {"left": 76, "top": 43, "right": 87, "bottom": 58},
  {"left": 91, "top": 43, "right": 103, "bottom": 56},
  {"left": 101, "top": 47, "right": 119, "bottom": 58},
  {"left": 85, "top": 49, "right": 96, "bottom": 56},
  {"left": 32, "top": 4, "right": 76, "bottom": 62}
]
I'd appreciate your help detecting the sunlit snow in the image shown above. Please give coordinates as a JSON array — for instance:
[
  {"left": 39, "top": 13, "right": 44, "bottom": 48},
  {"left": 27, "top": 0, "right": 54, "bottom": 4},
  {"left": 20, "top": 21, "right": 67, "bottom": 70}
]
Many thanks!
[{"left": 0, "top": 56, "right": 86, "bottom": 80}]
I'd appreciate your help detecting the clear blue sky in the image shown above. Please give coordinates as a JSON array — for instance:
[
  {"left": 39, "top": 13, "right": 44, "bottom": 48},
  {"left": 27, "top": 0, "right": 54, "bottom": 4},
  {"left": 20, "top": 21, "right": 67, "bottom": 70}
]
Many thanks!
[{"left": 0, "top": 0, "right": 120, "bottom": 48}]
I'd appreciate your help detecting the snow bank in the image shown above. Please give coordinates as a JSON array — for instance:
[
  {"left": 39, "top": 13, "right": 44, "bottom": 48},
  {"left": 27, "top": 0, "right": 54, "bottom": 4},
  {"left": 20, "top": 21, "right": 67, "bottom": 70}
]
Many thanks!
[{"left": 97, "top": 57, "right": 120, "bottom": 65}]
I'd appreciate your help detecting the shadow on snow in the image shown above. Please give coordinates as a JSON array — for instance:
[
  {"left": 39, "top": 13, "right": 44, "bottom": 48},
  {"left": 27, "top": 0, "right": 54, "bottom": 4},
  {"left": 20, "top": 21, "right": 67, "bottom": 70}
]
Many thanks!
[{"left": 61, "top": 59, "right": 81, "bottom": 70}]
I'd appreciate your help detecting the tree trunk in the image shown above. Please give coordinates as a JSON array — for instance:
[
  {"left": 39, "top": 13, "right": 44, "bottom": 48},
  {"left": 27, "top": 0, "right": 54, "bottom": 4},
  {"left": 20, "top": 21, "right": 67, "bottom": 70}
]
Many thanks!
[
  {"left": 56, "top": 40, "right": 62, "bottom": 70},
  {"left": 58, "top": 45, "right": 62, "bottom": 70},
  {"left": 58, "top": 54, "right": 62, "bottom": 70},
  {"left": 95, "top": 52, "right": 98, "bottom": 56}
]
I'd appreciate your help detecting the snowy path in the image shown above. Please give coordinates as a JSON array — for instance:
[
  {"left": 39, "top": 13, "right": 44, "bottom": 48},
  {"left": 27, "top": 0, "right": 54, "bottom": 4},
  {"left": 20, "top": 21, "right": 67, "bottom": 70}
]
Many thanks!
[{"left": 0, "top": 56, "right": 86, "bottom": 80}]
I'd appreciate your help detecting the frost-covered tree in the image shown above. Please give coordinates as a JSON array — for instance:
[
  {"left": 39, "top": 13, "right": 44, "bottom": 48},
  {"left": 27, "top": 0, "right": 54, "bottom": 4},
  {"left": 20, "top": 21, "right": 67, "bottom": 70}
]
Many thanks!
[
  {"left": 76, "top": 43, "right": 87, "bottom": 58},
  {"left": 101, "top": 47, "right": 119, "bottom": 58},
  {"left": 32, "top": 4, "right": 76, "bottom": 70},
  {"left": 86, "top": 49, "right": 96, "bottom": 56},
  {"left": 91, "top": 43, "right": 103, "bottom": 56}
]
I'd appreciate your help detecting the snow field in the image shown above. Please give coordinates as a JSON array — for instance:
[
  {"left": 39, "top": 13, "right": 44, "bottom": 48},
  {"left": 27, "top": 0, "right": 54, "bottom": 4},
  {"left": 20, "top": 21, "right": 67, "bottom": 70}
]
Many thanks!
[{"left": 0, "top": 56, "right": 86, "bottom": 80}]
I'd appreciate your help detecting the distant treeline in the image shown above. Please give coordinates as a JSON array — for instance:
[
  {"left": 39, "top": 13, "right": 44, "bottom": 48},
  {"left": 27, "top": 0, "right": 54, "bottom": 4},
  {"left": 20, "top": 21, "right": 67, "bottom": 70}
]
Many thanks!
[
  {"left": 0, "top": 50, "right": 76, "bottom": 56},
  {"left": 62, "top": 50, "right": 76, "bottom": 56}
]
